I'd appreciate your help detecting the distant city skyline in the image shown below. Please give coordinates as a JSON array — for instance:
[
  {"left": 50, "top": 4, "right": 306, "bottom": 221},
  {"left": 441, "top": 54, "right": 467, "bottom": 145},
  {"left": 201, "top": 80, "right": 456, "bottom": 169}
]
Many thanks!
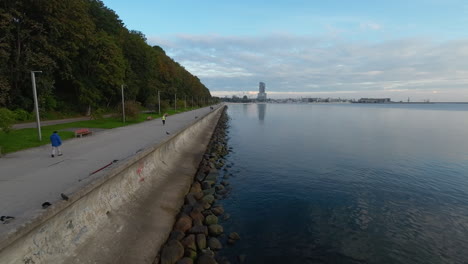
[{"left": 103, "top": 0, "right": 468, "bottom": 102}]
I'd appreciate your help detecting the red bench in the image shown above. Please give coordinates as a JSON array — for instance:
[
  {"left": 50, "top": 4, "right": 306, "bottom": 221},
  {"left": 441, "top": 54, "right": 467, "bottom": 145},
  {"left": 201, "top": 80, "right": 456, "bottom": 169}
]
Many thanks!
[{"left": 75, "top": 128, "right": 93, "bottom": 138}]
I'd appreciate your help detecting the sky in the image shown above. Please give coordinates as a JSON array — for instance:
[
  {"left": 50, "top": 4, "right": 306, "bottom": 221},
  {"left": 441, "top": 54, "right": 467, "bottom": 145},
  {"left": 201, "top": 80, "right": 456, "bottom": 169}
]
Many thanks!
[{"left": 103, "top": 0, "right": 468, "bottom": 101}]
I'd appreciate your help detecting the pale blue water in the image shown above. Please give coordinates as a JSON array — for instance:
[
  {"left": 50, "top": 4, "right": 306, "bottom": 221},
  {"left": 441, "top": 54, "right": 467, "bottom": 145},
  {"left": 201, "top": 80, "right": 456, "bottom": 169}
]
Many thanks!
[{"left": 218, "top": 103, "right": 468, "bottom": 264}]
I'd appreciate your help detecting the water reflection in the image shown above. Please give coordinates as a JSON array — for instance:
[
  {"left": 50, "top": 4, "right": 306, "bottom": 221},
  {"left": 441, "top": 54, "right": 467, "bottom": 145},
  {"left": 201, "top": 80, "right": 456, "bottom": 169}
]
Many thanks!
[
  {"left": 257, "top": 103, "right": 266, "bottom": 123},
  {"left": 221, "top": 103, "right": 468, "bottom": 264}
]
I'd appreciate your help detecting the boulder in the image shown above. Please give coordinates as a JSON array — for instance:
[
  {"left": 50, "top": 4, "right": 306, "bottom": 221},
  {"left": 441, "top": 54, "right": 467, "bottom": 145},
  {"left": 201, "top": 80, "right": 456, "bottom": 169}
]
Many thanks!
[
  {"left": 207, "top": 237, "right": 222, "bottom": 250},
  {"left": 169, "top": 230, "right": 185, "bottom": 241},
  {"left": 197, "top": 255, "right": 218, "bottom": 264},
  {"left": 196, "top": 172, "right": 206, "bottom": 182},
  {"left": 160, "top": 240, "right": 184, "bottom": 264},
  {"left": 192, "top": 191, "right": 204, "bottom": 200},
  {"left": 181, "top": 205, "right": 193, "bottom": 215},
  {"left": 203, "top": 188, "right": 216, "bottom": 196},
  {"left": 190, "top": 182, "right": 202, "bottom": 193},
  {"left": 196, "top": 234, "right": 206, "bottom": 249},
  {"left": 176, "top": 257, "right": 194, "bottom": 264},
  {"left": 208, "top": 224, "right": 223, "bottom": 236},
  {"left": 193, "top": 218, "right": 203, "bottom": 227},
  {"left": 202, "top": 180, "right": 215, "bottom": 190},
  {"left": 185, "top": 248, "right": 197, "bottom": 260},
  {"left": 220, "top": 180, "right": 229, "bottom": 186},
  {"left": 204, "top": 214, "right": 218, "bottom": 225},
  {"left": 174, "top": 215, "right": 192, "bottom": 233},
  {"left": 222, "top": 213, "right": 230, "bottom": 221},
  {"left": 189, "top": 210, "right": 204, "bottom": 222},
  {"left": 202, "top": 195, "right": 215, "bottom": 204},
  {"left": 211, "top": 206, "right": 224, "bottom": 216},
  {"left": 205, "top": 173, "right": 218, "bottom": 181},
  {"left": 188, "top": 225, "right": 208, "bottom": 235},
  {"left": 185, "top": 194, "right": 198, "bottom": 206},
  {"left": 228, "top": 232, "right": 240, "bottom": 240},
  {"left": 215, "top": 185, "right": 224, "bottom": 191},
  {"left": 181, "top": 234, "right": 196, "bottom": 251}
]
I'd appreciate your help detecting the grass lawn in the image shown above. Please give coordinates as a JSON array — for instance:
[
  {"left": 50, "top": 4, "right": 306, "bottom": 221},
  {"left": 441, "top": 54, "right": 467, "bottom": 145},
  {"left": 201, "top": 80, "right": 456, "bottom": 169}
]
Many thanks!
[{"left": 0, "top": 107, "right": 200, "bottom": 154}]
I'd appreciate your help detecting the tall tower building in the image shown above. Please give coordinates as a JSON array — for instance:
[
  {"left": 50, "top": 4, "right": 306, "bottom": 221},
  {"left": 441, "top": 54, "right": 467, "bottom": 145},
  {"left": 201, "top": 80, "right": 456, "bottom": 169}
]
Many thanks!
[{"left": 257, "top": 82, "right": 267, "bottom": 101}]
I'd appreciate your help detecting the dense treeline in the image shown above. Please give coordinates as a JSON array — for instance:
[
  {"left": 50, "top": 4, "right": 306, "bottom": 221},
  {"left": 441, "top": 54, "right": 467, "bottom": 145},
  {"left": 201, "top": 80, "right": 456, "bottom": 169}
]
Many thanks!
[{"left": 0, "top": 0, "right": 211, "bottom": 114}]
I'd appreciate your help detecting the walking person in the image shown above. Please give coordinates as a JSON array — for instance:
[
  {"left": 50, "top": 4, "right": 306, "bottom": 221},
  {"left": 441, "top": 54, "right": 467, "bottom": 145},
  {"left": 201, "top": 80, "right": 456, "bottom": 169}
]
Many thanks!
[
  {"left": 50, "top": 131, "right": 62, "bottom": 157},
  {"left": 162, "top": 113, "right": 167, "bottom": 125}
]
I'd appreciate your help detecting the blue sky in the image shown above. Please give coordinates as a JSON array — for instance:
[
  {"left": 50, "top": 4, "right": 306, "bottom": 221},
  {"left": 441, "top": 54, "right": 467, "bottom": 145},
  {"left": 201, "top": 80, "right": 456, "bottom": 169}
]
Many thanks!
[{"left": 103, "top": 0, "right": 468, "bottom": 101}]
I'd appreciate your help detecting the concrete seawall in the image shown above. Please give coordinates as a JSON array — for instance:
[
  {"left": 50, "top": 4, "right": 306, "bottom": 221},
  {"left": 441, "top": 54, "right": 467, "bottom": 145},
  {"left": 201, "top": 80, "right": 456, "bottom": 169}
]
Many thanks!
[{"left": 0, "top": 106, "right": 226, "bottom": 264}]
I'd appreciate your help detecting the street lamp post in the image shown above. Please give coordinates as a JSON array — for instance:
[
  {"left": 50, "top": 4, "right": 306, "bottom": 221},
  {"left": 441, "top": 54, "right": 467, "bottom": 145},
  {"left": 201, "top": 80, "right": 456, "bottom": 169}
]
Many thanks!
[
  {"left": 31, "top": 71, "right": 42, "bottom": 141},
  {"left": 174, "top": 93, "right": 177, "bottom": 111},
  {"left": 121, "top": 84, "right": 125, "bottom": 123},
  {"left": 158, "top": 90, "right": 161, "bottom": 115}
]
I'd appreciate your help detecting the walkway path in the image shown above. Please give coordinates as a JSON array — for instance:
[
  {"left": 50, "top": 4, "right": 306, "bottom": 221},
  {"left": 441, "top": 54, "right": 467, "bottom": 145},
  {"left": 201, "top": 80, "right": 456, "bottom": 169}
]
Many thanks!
[{"left": 0, "top": 105, "right": 221, "bottom": 238}]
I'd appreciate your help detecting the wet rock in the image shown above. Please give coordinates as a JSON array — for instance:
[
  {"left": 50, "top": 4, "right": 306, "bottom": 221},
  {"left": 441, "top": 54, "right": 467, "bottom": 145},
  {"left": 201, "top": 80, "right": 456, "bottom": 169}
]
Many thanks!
[
  {"left": 196, "top": 234, "right": 207, "bottom": 249},
  {"left": 220, "top": 180, "right": 229, "bottom": 186},
  {"left": 190, "top": 182, "right": 202, "bottom": 193},
  {"left": 161, "top": 240, "right": 184, "bottom": 264},
  {"left": 185, "top": 194, "right": 198, "bottom": 206},
  {"left": 189, "top": 210, "right": 205, "bottom": 222},
  {"left": 192, "top": 191, "right": 204, "bottom": 200},
  {"left": 211, "top": 206, "right": 224, "bottom": 216},
  {"left": 222, "top": 213, "right": 230, "bottom": 221},
  {"left": 174, "top": 214, "right": 192, "bottom": 233},
  {"left": 197, "top": 255, "right": 218, "bottom": 264},
  {"left": 202, "top": 195, "right": 215, "bottom": 204},
  {"left": 177, "top": 257, "right": 194, "bottom": 264},
  {"left": 181, "top": 205, "right": 193, "bottom": 215},
  {"left": 215, "top": 185, "right": 224, "bottom": 192},
  {"left": 185, "top": 248, "right": 197, "bottom": 260},
  {"left": 204, "top": 214, "right": 218, "bottom": 225},
  {"left": 207, "top": 237, "right": 222, "bottom": 250},
  {"left": 228, "top": 232, "right": 240, "bottom": 240},
  {"left": 181, "top": 234, "right": 196, "bottom": 251},
  {"left": 205, "top": 173, "right": 218, "bottom": 181},
  {"left": 203, "top": 188, "right": 215, "bottom": 196},
  {"left": 193, "top": 218, "right": 203, "bottom": 227},
  {"left": 217, "top": 189, "right": 228, "bottom": 196},
  {"left": 202, "top": 210, "right": 213, "bottom": 217},
  {"left": 202, "top": 201, "right": 212, "bottom": 210},
  {"left": 200, "top": 248, "right": 215, "bottom": 257},
  {"left": 196, "top": 172, "right": 206, "bottom": 182},
  {"left": 169, "top": 230, "right": 185, "bottom": 241},
  {"left": 208, "top": 224, "right": 224, "bottom": 236},
  {"left": 202, "top": 181, "right": 214, "bottom": 190},
  {"left": 216, "top": 256, "right": 231, "bottom": 264},
  {"left": 188, "top": 225, "right": 208, "bottom": 235}
]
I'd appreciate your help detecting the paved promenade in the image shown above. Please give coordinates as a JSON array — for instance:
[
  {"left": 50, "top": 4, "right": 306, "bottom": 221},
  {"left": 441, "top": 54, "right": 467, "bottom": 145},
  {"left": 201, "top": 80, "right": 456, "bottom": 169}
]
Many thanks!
[{"left": 0, "top": 105, "right": 220, "bottom": 237}]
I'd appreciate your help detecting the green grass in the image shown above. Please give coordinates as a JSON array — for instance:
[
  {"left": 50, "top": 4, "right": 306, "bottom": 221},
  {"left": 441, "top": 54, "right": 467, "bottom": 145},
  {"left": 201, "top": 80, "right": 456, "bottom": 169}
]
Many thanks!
[{"left": 0, "top": 106, "right": 202, "bottom": 154}]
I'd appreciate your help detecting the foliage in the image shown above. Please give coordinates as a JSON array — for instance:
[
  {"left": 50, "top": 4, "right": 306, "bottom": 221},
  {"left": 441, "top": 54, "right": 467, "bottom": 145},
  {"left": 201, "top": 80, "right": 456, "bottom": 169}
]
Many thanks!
[
  {"left": 0, "top": 108, "right": 15, "bottom": 133},
  {"left": 117, "top": 100, "right": 141, "bottom": 121},
  {"left": 13, "top": 109, "right": 32, "bottom": 121},
  {"left": 90, "top": 108, "right": 106, "bottom": 120},
  {"left": 159, "top": 100, "right": 171, "bottom": 112},
  {"left": 0, "top": 0, "right": 212, "bottom": 114}
]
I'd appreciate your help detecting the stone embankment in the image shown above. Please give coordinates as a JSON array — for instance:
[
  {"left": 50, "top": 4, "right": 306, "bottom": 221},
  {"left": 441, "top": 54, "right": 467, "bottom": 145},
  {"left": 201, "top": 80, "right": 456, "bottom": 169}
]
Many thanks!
[{"left": 158, "top": 110, "right": 242, "bottom": 264}]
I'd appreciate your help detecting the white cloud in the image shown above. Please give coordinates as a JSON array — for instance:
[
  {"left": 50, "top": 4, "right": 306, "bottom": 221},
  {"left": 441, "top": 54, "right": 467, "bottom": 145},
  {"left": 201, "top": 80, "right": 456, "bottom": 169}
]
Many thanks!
[
  {"left": 360, "top": 22, "right": 382, "bottom": 31},
  {"left": 148, "top": 34, "right": 468, "bottom": 101}
]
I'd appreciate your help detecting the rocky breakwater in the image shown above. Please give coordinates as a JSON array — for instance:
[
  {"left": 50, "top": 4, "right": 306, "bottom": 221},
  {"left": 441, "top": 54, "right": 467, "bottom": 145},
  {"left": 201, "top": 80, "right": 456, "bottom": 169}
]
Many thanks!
[{"left": 158, "top": 110, "right": 240, "bottom": 264}]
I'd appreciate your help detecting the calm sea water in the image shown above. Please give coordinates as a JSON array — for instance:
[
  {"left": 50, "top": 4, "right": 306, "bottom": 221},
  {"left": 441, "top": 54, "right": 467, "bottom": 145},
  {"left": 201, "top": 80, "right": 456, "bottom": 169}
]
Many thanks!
[{"left": 219, "top": 103, "right": 468, "bottom": 264}]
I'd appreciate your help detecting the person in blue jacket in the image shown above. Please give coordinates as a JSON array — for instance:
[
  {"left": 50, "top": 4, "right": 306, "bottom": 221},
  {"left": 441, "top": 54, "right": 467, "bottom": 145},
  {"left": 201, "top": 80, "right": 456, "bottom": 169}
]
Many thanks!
[{"left": 50, "top": 131, "right": 63, "bottom": 157}]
